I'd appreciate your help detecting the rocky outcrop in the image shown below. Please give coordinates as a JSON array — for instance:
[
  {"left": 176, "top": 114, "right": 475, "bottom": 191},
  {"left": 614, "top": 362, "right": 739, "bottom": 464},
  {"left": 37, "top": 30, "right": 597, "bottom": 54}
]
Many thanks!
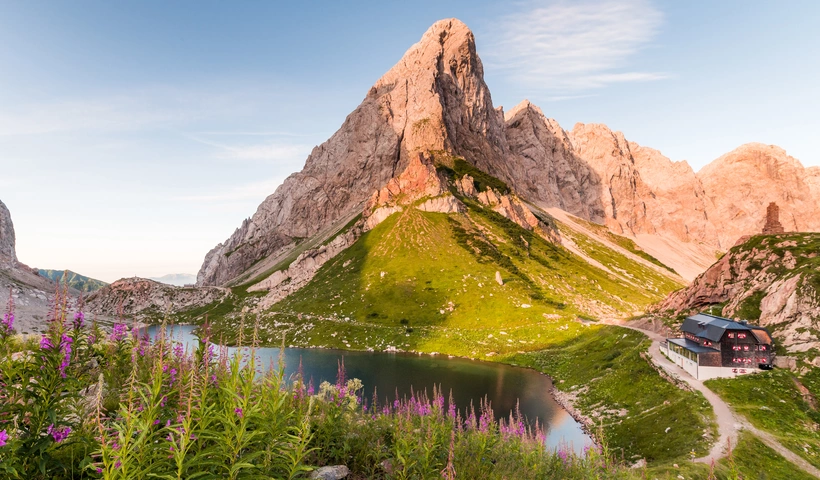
[
  {"left": 0, "top": 199, "right": 78, "bottom": 334},
  {"left": 197, "top": 19, "right": 507, "bottom": 286},
  {"left": 476, "top": 187, "right": 539, "bottom": 230},
  {"left": 364, "top": 153, "right": 449, "bottom": 210},
  {"left": 657, "top": 234, "right": 820, "bottom": 352},
  {"left": 86, "top": 278, "right": 227, "bottom": 321},
  {"left": 0, "top": 200, "right": 16, "bottom": 266},
  {"left": 250, "top": 227, "right": 362, "bottom": 309},
  {"left": 502, "top": 101, "right": 605, "bottom": 223},
  {"left": 251, "top": 153, "right": 466, "bottom": 306}
]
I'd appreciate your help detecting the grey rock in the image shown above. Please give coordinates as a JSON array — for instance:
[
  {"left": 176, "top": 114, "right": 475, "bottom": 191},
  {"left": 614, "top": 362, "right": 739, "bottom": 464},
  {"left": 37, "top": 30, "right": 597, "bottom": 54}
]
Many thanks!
[
  {"left": 309, "top": 465, "right": 349, "bottom": 480},
  {"left": 0, "top": 199, "right": 16, "bottom": 266}
]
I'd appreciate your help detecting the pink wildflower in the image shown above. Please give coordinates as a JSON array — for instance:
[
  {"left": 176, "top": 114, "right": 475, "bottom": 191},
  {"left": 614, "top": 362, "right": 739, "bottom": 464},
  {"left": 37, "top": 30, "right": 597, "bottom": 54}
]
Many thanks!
[{"left": 47, "top": 424, "right": 71, "bottom": 443}]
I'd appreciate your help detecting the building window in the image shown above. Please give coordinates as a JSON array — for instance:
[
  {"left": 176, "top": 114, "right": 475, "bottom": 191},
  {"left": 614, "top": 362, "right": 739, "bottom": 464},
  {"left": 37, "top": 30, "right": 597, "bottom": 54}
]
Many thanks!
[
  {"left": 732, "top": 345, "right": 741, "bottom": 351},
  {"left": 738, "top": 333, "right": 747, "bottom": 339},
  {"left": 727, "top": 333, "right": 735, "bottom": 339},
  {"left": 704, "top": 341, "right": 712, "bottom": 346},
  {"left": 759, "top": 345, "right": 767, "bottom": 351},
  {"left": 743, "top": 345, "right": 750, "bottom": 351}
]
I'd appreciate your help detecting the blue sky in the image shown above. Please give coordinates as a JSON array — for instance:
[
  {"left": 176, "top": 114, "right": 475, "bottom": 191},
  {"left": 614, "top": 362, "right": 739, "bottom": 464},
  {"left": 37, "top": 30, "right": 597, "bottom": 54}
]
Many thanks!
[{"left": 1, "top": 0, "right": 818, "bottom": 282}]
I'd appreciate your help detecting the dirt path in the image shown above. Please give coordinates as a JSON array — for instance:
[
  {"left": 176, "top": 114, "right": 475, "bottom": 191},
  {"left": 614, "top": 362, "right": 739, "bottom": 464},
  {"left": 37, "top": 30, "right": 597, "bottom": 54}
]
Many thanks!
[{"left": 602, "top": 319, "right": 820, "bottom": 477}]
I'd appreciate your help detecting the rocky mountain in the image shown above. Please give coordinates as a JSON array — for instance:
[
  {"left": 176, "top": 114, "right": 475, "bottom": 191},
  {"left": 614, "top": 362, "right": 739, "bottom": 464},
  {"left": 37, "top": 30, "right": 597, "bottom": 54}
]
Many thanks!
[
  {"left": 38, "top": 269, "right": 108, "bottom": 293},
  {"left": 698, "top": 143, "right": 820, "bottom": 248},
  {"left": 657, "top": 233, "right": 820, "bottom": 353},
  {"left": 0, "top": 200, "right": 16, "bottom": 266},
  {"left": 85, "top": 277, "right": 228, "bottom": 322},
  {"left": 149, "top": 273, "right": 197, "bottom": 287},
  {"left": 231, "top": 158, "right": 683, "bottom": 348},
  {"left": 197, "top": 18, "right": 508, "bottom": 287},
  {"left": 198, "top": 19, "right": 820, "bottom": 290},
  {"left": 0, "top": 199, "right": 82, "bottom": 334}
]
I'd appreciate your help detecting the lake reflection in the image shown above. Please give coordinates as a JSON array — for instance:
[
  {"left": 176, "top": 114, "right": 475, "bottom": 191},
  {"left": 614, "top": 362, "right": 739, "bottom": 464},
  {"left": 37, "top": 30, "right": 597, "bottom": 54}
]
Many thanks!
[{"left": 148, "top": 325, "right": 591, "bottom": 453}]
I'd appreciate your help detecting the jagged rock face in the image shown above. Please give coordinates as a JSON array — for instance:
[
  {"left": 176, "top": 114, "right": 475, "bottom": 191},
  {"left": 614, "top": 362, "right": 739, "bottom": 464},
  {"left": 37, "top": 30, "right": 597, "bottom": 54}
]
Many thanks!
[
  {"left": 657, "top": 234, "right": 820, "bottom": 352},
  {"left": 86, "top": 277, "right": 227, "bottom": 321},
  {"left": 568, "top": 123, "right": 681, "bottom": 241},
  {"left": 503, "top": 102, "right": 605, "bottom": 222},
  {"left": 0, "top": 200, "right": 16, "bottom": 266},
  {"left": 697, "top": 143, "right": 820, "bottom": 248},
  {"left": 366, "top": 154, "right": 448, "bottom": 209},
  {"left": 503, "top": 113, "right": 718, "bottom": 252},
  {"left": 627, "top": 143, "right": 718, "bottom": 246},
  {"left": 198, "top": 18, "right": 507, "bottom": 286}
]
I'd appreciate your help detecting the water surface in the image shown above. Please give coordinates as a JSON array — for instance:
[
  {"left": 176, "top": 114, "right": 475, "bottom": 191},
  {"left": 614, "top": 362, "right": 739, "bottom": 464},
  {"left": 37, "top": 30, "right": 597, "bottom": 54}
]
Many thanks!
[{"left": 148, "top": 325, "right": 590, "bottom": 452}]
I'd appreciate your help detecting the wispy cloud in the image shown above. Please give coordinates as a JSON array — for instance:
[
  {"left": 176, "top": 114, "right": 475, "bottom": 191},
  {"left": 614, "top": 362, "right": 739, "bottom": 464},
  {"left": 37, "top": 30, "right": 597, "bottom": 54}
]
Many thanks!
[
  {"left": 0, "top": 86, "right": 266, "bottom": 136},
  {"left": 485, "top": 0, "right": 666, "bottom": 93},
  {"left": 184, "top": 134, "right": 312, "bottom": 162},
  {"left": 173, "top": 177, "right": 289, "bottom": 202}
]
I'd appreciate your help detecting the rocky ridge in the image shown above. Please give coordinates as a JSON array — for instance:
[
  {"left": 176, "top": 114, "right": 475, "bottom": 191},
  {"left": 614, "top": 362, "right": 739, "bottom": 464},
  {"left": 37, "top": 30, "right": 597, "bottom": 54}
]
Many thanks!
[
  {"left": 85, "top": 277, "right": 228, "bottom": 322},
  {"left": 199, "top": 18, "right": 820, "bottom": 291},
  {"left": 657, "top": 233, "right": 820, "bottom": 353}
]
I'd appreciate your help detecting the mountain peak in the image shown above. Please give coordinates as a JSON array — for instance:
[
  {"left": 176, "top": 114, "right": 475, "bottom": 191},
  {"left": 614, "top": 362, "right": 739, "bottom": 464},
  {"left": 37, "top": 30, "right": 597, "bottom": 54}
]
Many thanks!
[
  {"left": 375, "top": 18, "right": 478, "bottom": 88},
  {"left": 197, "top": 18, "right": 506, "bottom": 286}
]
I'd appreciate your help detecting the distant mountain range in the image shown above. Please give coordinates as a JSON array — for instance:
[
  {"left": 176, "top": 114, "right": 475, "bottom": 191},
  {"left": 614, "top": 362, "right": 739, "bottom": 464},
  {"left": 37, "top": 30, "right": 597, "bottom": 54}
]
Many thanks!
[
  {"left": 38, "top": 269, "right": 108, "bottom": 293},
  {"left": 148, "top": 273, "right": 197, "bottom": 286}
]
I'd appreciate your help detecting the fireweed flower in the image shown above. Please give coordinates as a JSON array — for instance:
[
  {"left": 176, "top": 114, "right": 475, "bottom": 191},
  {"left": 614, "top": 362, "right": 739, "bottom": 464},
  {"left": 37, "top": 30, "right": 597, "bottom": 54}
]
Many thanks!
[
  {"left": 1, "top": 291, "right": 14, "bottom": 335},
  {"left": 40, "top": 336, "right": 54, "bottom": 350},
  {"left": 234, "top": 408, "right": 243, "bottom": 418},
  {"left": 0, "top": 429, "right": 8, "bottom": 447},
  {"left": 110, "top": 323, "right": 128, "bottom": 342},
  {"left": 1, "top": 312, "right": 13, "bottom": 334},
  {"left": 72, "top": 311, "right": 85, "bottom": 329},
  {"left": 47, "top": 424, "right": 71, "bottom": 443},
  {"left": 557, "top": 447, "right": 569, "bottom": 465},
  {"left": 58, "top": 335, "right": 73, "bottom": 378}
]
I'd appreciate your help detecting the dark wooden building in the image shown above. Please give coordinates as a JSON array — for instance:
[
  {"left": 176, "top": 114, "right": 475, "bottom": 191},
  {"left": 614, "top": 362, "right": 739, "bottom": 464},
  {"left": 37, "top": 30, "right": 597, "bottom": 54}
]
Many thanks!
[{"left": 664, "top": 313, "right": 774, "bottom": 380}]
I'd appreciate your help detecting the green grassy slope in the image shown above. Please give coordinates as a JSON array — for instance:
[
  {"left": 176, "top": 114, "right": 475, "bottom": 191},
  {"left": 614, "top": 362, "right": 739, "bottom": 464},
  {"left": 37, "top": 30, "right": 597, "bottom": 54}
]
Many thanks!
[
  {"left": 514, "top": 328, "right": 714, "bottom": 464},
  {"left": 38, "top": 269, "right": 108, "bottom": 292},
  {"left": 234, "top": 202, "right": 682, "bottom": 348},
  {"left": 706, "top": 368, "right": 820, "bottom": 470}
]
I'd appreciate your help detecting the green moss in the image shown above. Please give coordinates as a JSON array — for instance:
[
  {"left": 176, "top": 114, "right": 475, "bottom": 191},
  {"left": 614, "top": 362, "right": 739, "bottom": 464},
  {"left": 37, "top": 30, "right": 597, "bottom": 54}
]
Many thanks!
[
  {"left": 735, "top": 290, "right": 765, "bottom": 320},
  {"left": 435, "top": 155, "right": 511, "bottom": 194}
]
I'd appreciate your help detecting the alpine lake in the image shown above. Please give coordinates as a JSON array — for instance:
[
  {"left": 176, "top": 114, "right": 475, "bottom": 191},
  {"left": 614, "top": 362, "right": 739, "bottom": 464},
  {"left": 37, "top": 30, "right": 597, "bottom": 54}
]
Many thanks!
[{"left": 147, "top": 325, "right": 591, "bottom": 453}]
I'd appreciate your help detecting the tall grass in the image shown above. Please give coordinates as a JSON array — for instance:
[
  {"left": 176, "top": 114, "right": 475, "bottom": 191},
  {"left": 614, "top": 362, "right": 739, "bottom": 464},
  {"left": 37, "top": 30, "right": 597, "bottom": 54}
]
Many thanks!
[{"left": 0, "top": 291, "right": 638, "bottom": 479}]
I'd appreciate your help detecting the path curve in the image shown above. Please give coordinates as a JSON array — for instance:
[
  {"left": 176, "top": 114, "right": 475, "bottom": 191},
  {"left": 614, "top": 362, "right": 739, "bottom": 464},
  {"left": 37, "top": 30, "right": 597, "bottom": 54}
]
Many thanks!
[{"left": 602, "top": 320, "right": 820, "bottom": 477}]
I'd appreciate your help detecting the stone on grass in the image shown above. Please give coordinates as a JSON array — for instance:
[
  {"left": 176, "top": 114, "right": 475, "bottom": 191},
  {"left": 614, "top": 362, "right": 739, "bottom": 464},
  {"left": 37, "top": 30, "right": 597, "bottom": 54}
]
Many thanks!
[{"left": 309, "top": 465, "right": 350, "bottom": 480}]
